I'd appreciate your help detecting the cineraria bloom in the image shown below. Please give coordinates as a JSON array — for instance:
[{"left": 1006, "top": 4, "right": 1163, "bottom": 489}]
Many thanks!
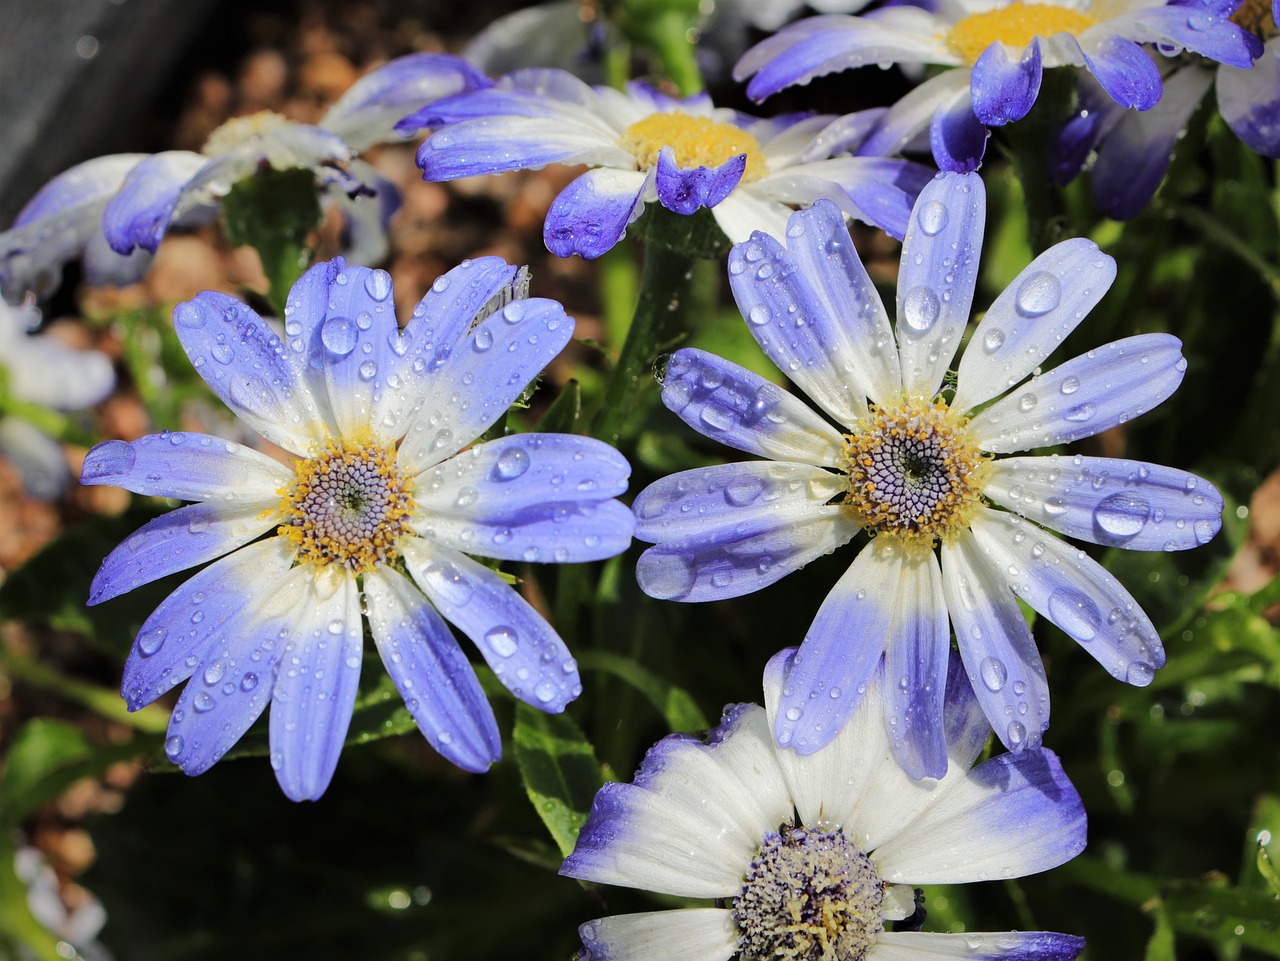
[
  {"left": 632, "top": 173, "right": 1224, "bottom": 778},
  {"left": 561, "top": 648, "right": 1087, "bottom": 961},
  {"left": 734, "top": 0, "right": 1259, "bottom": 172},
  {"left": 0, "top": 292, "right": 114, "bottom": 497},
  {"left": 0, "top": 53, "right": 487, "bottom": 300},
  {"left": 80, "top": 256, "right": 634, "bottom": 801},
  {"left": 398, "top": 68, "right": 934, "bottom": 258}
]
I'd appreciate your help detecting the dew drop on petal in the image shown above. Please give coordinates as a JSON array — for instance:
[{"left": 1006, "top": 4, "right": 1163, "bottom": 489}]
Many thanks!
[
  {"left": 240, "top": 673, "right": 259, "bottom": 692},
  {"left": 534, "top": 681, "right": 557, "bottom": 703},
  {"left": 1015, "top": 271, "right": 1061, "bottom": 317},
  {"left": 1060, "top": 376, "right": 1080, "bottom": 395},
  {"left": 1125, "top": 661, "right": 1155, "bottom": 685},
  {"left": 364, "top": 268, "right": 392, "bottom": 301},
  {"left": 1193, "top": 519, "right": 1218, "bottom": 544},
  {"left": 980, "top": 656, "right": 1007, "bottom": 692},
  {"left": 1064, "top": 403, "right": 1096, "bottom": 423},
  {"left": 174, "top": 303, "right": 204, "bottom": 328},
  {"left": 901, "top": 286, "right": 941, "bottom": 333},
  {"left": 494, "top": 446, "right": 530, "bottom": 480},
  {"left": 1047, "top": 587, "right": 1101, "bottom": 641},
  {"left": 165, "top": 735, "right": 184, "bottom": 758},
  {"left": 474, "top": 328, "right": 493, "bottom": 352},
  {"left": 1094, "top": 492, "right": 1150, "bottom": 540},
  {"left": 982, "top": 328, "right": 1006, "bottom": 353},
  {"left": 321, "top": 315, "right": 359, "bottom": 356},
  {"left": 485, "top": 626, "right": 519, "bottom": 657},
  {"left": 358, "top": 360, "right": 378, "bottom": 381},
  {"left": 1006, "top": 720, "right": 1026, "bottom": 746},
  {"left": 917, "top": 199, "right": 948, "bottom": 236},
  {"left": 193, "top": 691, "right": 215, "bottom": 713}
]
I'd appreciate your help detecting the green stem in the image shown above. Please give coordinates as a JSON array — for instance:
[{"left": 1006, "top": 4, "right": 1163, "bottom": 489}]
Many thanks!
[
  {"left": 646, "top": 9, "right": 703, "bottom": 96},
  {"left": 0, "top": 650, "right": 170, "bottom": 733},
  {"left": 1171, "top": 202, "right": 1280, "bottom": 299},
  {"left": 1005, "top": 69, "right": 1075, "bottom": 253}
]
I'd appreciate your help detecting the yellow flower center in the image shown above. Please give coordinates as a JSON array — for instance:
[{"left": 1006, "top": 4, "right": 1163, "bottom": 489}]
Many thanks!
[
  {"left": 618, "top": 112, "right": 766, "bottom": 181},
  {"left": 203, "top": 110, "right": 289, "bottom": 157},
  {"left": 277, "top": 437, "right": 415, "bottom": 574},
  {"left": 840, "top": 400, "right": 989, "bottom": 551},
  {"left": 946, "top": 2, "right": 1098, "bottom": 63}
]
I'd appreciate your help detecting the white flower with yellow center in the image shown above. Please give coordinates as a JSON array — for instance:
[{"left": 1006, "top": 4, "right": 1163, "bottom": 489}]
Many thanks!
[
  {"left": 632, "top": 172, "right": 1223, "bottom": 778},
  {"left": 734, "top": 0, "right": 1258, "bottom": 171},
  {"left": 398, "top": 68, "right": 934, "bottom": 257},
  {"left": 81, "top": 256, "right": 634, "bottom": 801},
  {"left": 560, "top": 648, "right": 1087, "bottom": 961}
]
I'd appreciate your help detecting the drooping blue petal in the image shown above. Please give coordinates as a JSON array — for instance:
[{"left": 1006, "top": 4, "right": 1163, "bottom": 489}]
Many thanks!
[
  {"left": 89, "top": 502, "right": 278, "bottom": 605},
  {"left": 872, "top": 931, "right": 1085, "bottom": 961},
  {"left": 895, "top": 171, "right": 986, "bottom": 399},
  {"left": 984, "top": 455, "right": 1222, "bottom": 551},
  {"left": 942, "top": 531, "right": 1050, "bottom": 754},
  {"left": 1050, "top": 77, "right": 1120, "bottom": 186},
  {"left": 544, "top": 168, "right": 650, "bottom": 259},
  {"left": 653, "top": 147, "right": 746, "bottom": 215},
  {"left": 953, "top": 238, "right": 1117, "bottom": 412},
  {"left": 969, "top": 508, "right": 1165, "bottom": 685},
  {"left": 659, "top": 348, "right": 845, "bottom": 466},
  {"left": 774, "top": 537, "right": 900, "bottom": 754},
  {"left": 101, "top": 151, "right": 207, "bottom": 254},
  {"left": 971, "top": 40, "right": 1043, "bottom": 126},
  {"left": 1079, "top": 35, "right": 1162, "bottom": 110},
  {"left": 171, "top": 292, "right": 331, "bottom": 452},
  {"left": 930, "top": 91, "right": 989, "bottom": 174},
  {"left": 1120, "top": 4, "right": 1260, "bottom": 68},
  {"left": 320, "top": 52, "right": 490, "bottom": 151},
  {"left": 120, "top": 539, "right": 294, "bottom": 711},
  {"left": 269, "top": 570, "right": 365, "bottom": 801},
  {"left": 968, "top": 333, "right": 1186, "bottom": 453},
  {"left": 403, "top": 540, "right": 582, "bottom": 712},
  {"left": 1219, "top": 36, "right": 1280, "bottom": 157},
  {"left": 163, "top": 562, "right": 307, "bottom": 778},
  {"left": 727, "top": 202, "right": 900, "bottom": 419},
  {"left": 80, "top": 431, "right": 291, "bottom": 503},
  {"left": 364, "top": 567, "right": 501, "bottom": 773},
  {"left": 398, "top": 297, "right": 576, "bottom": 472}
]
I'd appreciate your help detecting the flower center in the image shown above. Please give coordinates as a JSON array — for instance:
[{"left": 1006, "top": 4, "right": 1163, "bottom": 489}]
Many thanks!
[
  {"left": 840, "top": 399, "right": 988, "bottom": 549},
  {"left": 203, "top": 110, "right": 289, "bottom": 157},
  {"left": 946, "top": 2, "right": 1098, "bottom": 63},
  {"left": 1230, "top": 0, "right": 1278, "bottom": 38},
  {"left": 278, "top": 437, "right": 415, "bottom": 574},
  {"left": 734, "top": 825, "right": 885, "bottom": 961},
  {"left": 618, "top": 112, "right": 765, "bottom": 181}
]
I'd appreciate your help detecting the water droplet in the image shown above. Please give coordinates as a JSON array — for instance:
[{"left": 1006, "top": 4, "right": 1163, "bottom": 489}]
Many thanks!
[
  {"left": 364, "top": 268, "right": 392, "bottom": 301},
  {"left": 1126, "top": 661, "right": 1155, "bottom": 685},
  {"left": 502, "top": 301, "right": 525, "bottom": 324},
  {"left": 321, "top": 315, "right": 358, "bottom": 356},
  {"left": 747, "top": 304, "right": 771, "bottom": 326},
  {"left": 723, "top": 477, "right": 764, "bottom": 507},
  {"left": 902, "top": 286, "right": 941, "bottom": 333},
  {"left": 203, "top": 661, "right": 225, "bottom": 685},
  {"left": 1064, "top": 403, "right": 1096, "bottom": 422},
  {"left": 494, "top": 446, "right": 530, "bottom": 480},
  {"left": 638, "top": 554, "right": 695, "bottom": 600},
  {"left": 1193, "top": 519, "right": 1217, "bottom": 544},
  {"left": 485, "top": 626, "right": 519, "bottom": 657},
  {"left": 1015, "top": 271, "right": 1061, "bottom": 317},
  {"left": 1007, "top": 720, "right": 1026, "bottom": 746},
  {"left": 474, "top": 328, "right": 493, "bottom": 351},
  {"left": 980, "top": 656, "right": 1007, "bottom": 692},
  {"left": 138, "top": 629, "right": 165, "bottom": 656},
  {"left": 1047, "top": 587, "right": 1102, "bottom": 641},
  {"left": 1018, "top": 392, "right": 1037, "bottom": 412},
  {"left": 193, "top": 691, "right": 215, "bottom": 713},
  {"left": 165, "top": 735, "right": 184, "bottom": 758},
  {"left": 1043, "top": 496, "right": 1069, "bottom": 516},
  {"left": 784, "top": 706, "right": 803, "bottom": 722},
  {"left": 534, "top": 681, "right": 557, "bottom": 703},
  {"left": 358, "top": 360, "right": 378, "bottom": 381},
  {"left": 241, "top": 673, "right": 259, "bottom": 692},
  {"left": 917, "top": 199, "right": 949, "bottom": 236},
  {"left": 328, "top": 618, "right": 344, "bottom": 635},
  {"left": 174, "top": 302, "right": 204, "bottom": 328},
  {"left": 982, "top": 328, "right": 1006, "bottom": 353},
  {"left": 1094, "top": 492, "right": 1150, "bottom": 541},
  {"left": 211, "top": 341, "right": 234, "bottom": 364},
  {"left": 1060, "top": 376, "right": 1080, "bottom": 395}
]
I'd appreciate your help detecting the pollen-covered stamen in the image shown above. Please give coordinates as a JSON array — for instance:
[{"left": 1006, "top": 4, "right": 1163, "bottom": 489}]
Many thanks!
[
  {"left": 734, "top": 825, "right": 885, "bottom": 961},
  {"left": 618, "top": 112, "right": 766, "bottom": 182},
  {"left": 203, "top": 110, "right": 290, "bottom": 157},
  {"left": 841, "top": 399, "right": 988, "bottom": 548},
  {"left": 278, "top": 437, "right": 415, "bottom": 573},
  {"left": 947, "top": 2, "right": 1098, "bottom": 63}
]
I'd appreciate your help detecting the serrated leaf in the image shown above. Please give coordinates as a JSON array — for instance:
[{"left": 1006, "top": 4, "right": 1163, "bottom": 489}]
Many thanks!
[
  {"left": 578, "top": 649, "right": 709, "bottom": 732},
  {"left": 512, "top": 703, "right": 605, "bottom": 859}
]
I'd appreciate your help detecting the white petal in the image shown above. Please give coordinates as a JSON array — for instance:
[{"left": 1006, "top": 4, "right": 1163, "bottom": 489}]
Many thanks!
[{"left": 577, "top": 910, "right": 739, "bottom": 961}]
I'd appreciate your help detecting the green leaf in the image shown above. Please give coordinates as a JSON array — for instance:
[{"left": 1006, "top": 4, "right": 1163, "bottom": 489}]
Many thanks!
[
  {"left": 222, "top": 167, "right": 321, "bottom": 316},
  {"left": 578, "top": 650, "right": 709, "bottom": 732},
  {"left": 1259, "top": 844, "right": 1280, "bottom": 899},
  {"left": 537, "top": 379, "right": 582, "bottom": 435},
  {"left": 1142, "top": 904, "right": 1176, "bottom": 961},
  {"left": 512, "top": 703, "right": 606, "bottom": 859}
]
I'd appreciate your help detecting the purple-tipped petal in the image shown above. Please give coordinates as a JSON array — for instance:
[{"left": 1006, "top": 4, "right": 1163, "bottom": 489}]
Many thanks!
[
  {"left": 653, "top": 147, "right": 746, "bottom": 215},
  {"left": 930, "top": 93, "right": 989, "bottom": 174},
  {"left": 971, "top": 41, "right": 1043, "bottom": 126},
  {"left": 102, "top": 151, "right": 207, "bottom": 254},
  {"left": 1121, "top": 5, "right": 1260, "bottom": 68},
  {"left": 544, "top": 168, "right": 651, "bottom": 260},
  {"left": 403, "top": 541, "right": 582, "bottom": 712},
  {"left": 364, "top": 567, "right": 501, "bottom": 772},
  {"left": 873, "top": 930, "right": 1085, "bottom": 961},
  {"left": 269, "top": 570, "right": 364, "bottom": 801},
  {"left": 1080, "top": 35, "right": 1162, "bottom": 110},
  {"left": 1220, "top": 38, "right": 1280, "bottom": 157}
]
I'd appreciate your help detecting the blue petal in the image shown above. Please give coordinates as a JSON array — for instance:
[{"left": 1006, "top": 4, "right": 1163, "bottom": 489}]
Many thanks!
[
  {"left": 930, "top": 93, "right": 989, "bottom": 174},
  {"left": 971, "top": 41, "right": 1043, "bottom": 126},
  {"left": 545, "top": 168, "right": 650, "bottom": 259},
  {"left": 269, "top": 571, "right": 364, "bottom": 801},
  {"left": 875, "top": 931, "right": 1085, "bottom": 961},
  {"left": 429, "top": 500, "right": 636, "bottom": 564},
  {"left": 1081, "top": 36, "right": 1162, "bottom": 110},
  {"left": 775, "top": 537, "right": 900, "bottom": 755},
  {"left": 1050, "top": 79, "right": 1119, "bottom": 186},
  {"left": 89, "top": 502, "right": 277, "bottom": 605},
  {"left": 1219, "top": 37, "right": 1280, "bottom": 157},
  {"left": 1127, "top": 5, "right": 1260, "bottom": 68},
  {"left": 400, "top": 69, "right": 603, "bottom": 132},
  {"left": 659, "top": 348, "right": 845, "bottom": 465},
  {"left": 942, "top": 532, "right": 1050, "bottom": 755},
  {"left": 969, "top": 333, "right": 1186, "bottom": 453},
  {"left": 120, "top": 539, "right": 294, "bottom": 711},
  {"left": 80, "top": 431, "right": 290, "bottom": 503},
  {"left": 728, "top": 204, "right": 900, "bottom": 419},
  {"left": 984, "top": 455, "right": 1223, "bottom": 551},
  {"left": 653, "top": 147, "right": 746, "bottom": 215},
  {"left": 404, "top": 541, "right": 582, "bottom": 712},
  {"left": 364, "top": 567, "right": 501, "bottom": 773},
  {"left": 101, "top": 151, "right": 207, "bottom": 254}
]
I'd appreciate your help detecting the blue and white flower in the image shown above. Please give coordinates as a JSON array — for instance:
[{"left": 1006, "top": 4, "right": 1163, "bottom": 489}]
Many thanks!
[
  {"left": 80, "top": 257, "right": 634, "bottom": 801},
  {"left": 399, "top": 69, "right": 934, "bottom": 258},
  {"left": 561, "top": 647, "right": 1087, "bottom": 961},
  {"left": 632, "top": 172, "right": 1222, "bottom": 778},
  {"left": 734, "top": 0, "right": 1259, "bottom": 172},
  {"left": 0, "top": 53, "right": 487, "bottom": 300},
  {"left": 0, "top": 293, "right": 114, "bottom": 497}
]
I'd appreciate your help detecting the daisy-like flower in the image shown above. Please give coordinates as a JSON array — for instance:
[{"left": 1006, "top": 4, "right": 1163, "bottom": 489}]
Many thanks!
[
  {"left": 80, "top": 256, "right": 634, "bottom": 801},
  {"left": 0, "top": 292, "right": 114, "bottom": 497},
  {"left": 397, "top": 68, "right": 934, "bottom": 258},
  {"left": 632, "top": 172, "right": 1223, "bottom": 778},
  {"left": 0, "top": 53, "right": 487, "bottom": 300},
  {"left": 734, "top": 0, "right": 1259, "bottom": 171},
  {"left": 561, "top": 647, "right": 1087, "bottom": 961}
]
